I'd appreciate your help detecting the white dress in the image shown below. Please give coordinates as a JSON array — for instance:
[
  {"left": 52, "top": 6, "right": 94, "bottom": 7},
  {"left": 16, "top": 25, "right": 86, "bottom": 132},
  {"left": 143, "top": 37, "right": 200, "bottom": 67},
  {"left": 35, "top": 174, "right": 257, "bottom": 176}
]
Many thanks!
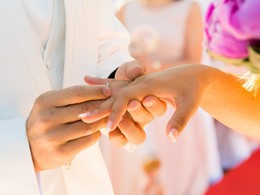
[{"left": 101, "top": 1, "right": 223, "bottom": 195}]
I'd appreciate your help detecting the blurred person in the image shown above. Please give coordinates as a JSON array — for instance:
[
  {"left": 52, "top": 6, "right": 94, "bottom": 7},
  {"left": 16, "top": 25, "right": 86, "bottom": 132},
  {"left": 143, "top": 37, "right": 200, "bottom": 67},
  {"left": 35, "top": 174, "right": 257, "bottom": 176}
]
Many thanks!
[
  {"left": 142, "top": 157, "right": 164, "bottom": 195},
  {"left": 100, "top": 0, "right": 223, "bottom": 195},
  {"left": 83, "top": 1, "right": 260, "bottom": 194}
]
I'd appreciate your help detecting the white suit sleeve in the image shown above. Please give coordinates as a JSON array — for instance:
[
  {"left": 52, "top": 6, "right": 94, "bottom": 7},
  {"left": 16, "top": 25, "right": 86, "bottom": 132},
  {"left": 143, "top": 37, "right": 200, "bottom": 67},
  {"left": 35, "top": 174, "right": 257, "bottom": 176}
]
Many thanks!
[
  {"left": 0, "top": 118, "right": 40, "bottom": 195},
  {"left": 96, "top": 0, "right": 134, "bottom": 78}
]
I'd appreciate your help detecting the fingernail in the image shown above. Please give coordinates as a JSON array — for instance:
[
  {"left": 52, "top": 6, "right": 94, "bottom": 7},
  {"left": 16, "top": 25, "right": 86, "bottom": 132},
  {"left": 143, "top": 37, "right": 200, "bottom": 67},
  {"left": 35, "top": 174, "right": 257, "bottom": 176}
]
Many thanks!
[
  {"left": 105, "top": 120, "right": 113, "bottom": 134},
  {"left": 169, "top": 129, "right": 179, "bottom": 143},
  {"left": 100, "top": 128, "right": 109, "bottom": 137},
  {"left": 124, "top": 142, "right": 136, "bottom": 153},
  {"left": 79, "top": 112, "right": 91, "bottom": 118},
  {"left": 144, "top": 99, "right": 155, "bottom": 107},
  {"left": 127, "top": 100, "right": 139, "bottom": 111},
  {"left": 103, "top": 86, "right": 111, "bottom": 97}
]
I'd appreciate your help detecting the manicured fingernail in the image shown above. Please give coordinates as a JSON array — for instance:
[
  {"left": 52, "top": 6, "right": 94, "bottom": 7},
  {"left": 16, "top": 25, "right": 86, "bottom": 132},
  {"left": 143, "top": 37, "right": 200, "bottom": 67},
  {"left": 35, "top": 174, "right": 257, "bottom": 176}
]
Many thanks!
[
  {"left": 105, "top": 120, "right": 113, "bottom": 133},
  {"left": 124, "top": 142, "right": 136, "bottom": 153},
  {"left": 169, "top": 129, "right": 179, "bottom": 143},
  {"left": 100, "top": 128, "right": 109, "bottom": 136},
  {"left": 79, "top": 112, "right": 91, "bottom": 118},
  {"left": 144, "top": 99, "right": 155, "bottom": 107},
  {"left": 127, "top": 100, "right": 139, "bottom": 111}
]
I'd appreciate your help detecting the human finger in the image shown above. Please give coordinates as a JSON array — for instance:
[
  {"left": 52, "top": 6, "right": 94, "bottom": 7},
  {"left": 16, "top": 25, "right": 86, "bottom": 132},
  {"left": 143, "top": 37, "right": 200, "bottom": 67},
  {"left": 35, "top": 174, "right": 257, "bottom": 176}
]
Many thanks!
[
  {"left": 53, "top": 99, "right": 105, "bottom": 123},
  {"left": 127, "top": 100, "right": 153, "bottom": 127},
  {"left": 84, "top": 76, "right": 113, "bottom": 85},
  {"left": 79, "top": 96, "right": 115, "bottom": 123},
  {"left": 36, "top": 85, "right": 111, "bottom": 108},
  {"left": 108, "top": 127, "right": 136, "bottom": 153},
  {"left": 107, "top": 87, "right": 143, "bottom": 132},
  {"left": 115, "top": 60, "right": 146, "bottom": 80},
  {"left": 108, "top": 128, "right": 128, "bottom": 147},
  {"left": 142, "top": 96, "right": 167, "bottom": 117},
  {"left": 62, "top": 131, "right": 101, "bottom": 157},
  {"left": 117, "top": 112, "right": 146, "bottom": 145},
  {"left": 49, "top": 119, "right": 107, "bottom": 142},
  {"left": 166, "top": 97, "right": 199, "bottom": 143},
  {"left": 85, "top": 76, "right": 130, "bottom": 96}
]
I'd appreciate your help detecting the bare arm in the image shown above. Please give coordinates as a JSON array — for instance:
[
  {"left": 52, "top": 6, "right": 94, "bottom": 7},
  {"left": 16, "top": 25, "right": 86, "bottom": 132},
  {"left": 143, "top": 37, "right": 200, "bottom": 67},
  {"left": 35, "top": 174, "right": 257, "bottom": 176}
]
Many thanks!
[
  {"left": 86, "top": 65, "right": 260, "bottom": 140},
  {"left": 201, "top": 69, "right": 260, "bottom": 138}
]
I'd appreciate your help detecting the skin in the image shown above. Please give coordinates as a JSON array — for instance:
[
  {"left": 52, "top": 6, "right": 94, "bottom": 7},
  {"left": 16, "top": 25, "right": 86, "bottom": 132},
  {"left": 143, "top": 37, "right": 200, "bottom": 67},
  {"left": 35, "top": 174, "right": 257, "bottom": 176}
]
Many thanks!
[
  {"left": 26, "top": 61, "right": 167, "bottom": 172},
  {"left": 82, "top": 64, "right": 260, "bottom": 141},
  {"left": 116, "top": 0, "right": 203, "bottom": 72}
]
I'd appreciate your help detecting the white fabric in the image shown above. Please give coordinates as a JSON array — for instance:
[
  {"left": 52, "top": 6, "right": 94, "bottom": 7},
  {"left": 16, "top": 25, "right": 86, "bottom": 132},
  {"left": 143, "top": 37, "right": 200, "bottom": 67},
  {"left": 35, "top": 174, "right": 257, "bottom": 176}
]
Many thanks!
[
  {"left": 22, "top": 0, "right": 52, "bottom": 50},
  {"left": 0, "top": 0, "right": 133, "bottom": 194},
  {"left": 44, "top": 0, "right": 65, "bottom": 90},
  {"left": 23, "top": 0, "right": 65, "bottom": 90}
]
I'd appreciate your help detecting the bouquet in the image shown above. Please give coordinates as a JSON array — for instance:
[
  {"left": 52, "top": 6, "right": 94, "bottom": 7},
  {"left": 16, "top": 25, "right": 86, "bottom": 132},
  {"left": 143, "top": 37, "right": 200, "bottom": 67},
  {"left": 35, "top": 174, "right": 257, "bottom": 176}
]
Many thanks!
[{"left": 205, "top": 0, "right": 260, "bottom": 92}]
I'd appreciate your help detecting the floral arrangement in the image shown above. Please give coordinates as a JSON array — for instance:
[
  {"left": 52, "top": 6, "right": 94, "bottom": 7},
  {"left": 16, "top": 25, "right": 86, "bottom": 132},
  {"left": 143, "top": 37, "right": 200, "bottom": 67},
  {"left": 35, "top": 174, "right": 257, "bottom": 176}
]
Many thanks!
[{"left": 205, "top": 0, "right": 260, "bottom": 92}]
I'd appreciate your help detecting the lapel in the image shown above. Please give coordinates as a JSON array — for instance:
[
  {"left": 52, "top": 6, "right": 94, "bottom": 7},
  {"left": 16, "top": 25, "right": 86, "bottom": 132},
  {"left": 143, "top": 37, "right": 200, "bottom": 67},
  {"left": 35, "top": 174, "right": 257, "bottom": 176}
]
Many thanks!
[
  {"left": 63, "top": 0, "right": 100, "bottom": 87},
  {"left": 0, "top": 0, "right": 51, "bottom": 94},
  {"left": 0, "top": 0, "right": 101, "bottom": 91}
]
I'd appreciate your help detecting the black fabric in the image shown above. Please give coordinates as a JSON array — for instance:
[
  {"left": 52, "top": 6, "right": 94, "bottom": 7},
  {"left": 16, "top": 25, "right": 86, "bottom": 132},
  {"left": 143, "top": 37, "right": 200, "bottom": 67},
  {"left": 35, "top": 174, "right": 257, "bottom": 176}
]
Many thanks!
[{"left": 108, "top": 68, "right": 118, "bottom": 79}]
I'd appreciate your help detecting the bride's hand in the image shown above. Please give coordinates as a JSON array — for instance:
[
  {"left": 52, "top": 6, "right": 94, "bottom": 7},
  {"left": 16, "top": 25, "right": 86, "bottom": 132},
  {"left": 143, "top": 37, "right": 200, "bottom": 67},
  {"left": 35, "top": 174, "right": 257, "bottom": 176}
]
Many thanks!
[
  {"left": 80, "top": 76, "right": 166, "bottom": 147},
  {"left": 87, "top": 64, "right": 210, "bottom": 142}
]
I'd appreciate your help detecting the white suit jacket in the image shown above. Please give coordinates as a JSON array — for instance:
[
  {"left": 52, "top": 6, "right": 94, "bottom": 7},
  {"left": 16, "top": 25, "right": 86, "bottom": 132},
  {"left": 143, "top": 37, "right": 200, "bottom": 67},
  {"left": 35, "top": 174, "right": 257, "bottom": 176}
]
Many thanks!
[{"left": 0, "top": 0, "right": 132, "bottom": 194}]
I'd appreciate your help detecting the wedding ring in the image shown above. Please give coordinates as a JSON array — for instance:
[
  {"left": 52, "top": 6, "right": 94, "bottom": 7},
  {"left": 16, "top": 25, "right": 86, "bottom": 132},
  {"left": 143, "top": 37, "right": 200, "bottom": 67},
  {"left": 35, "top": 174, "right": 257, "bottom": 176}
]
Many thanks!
[{"left": 106, "top": 82, "right": 109, "bottom": 88}]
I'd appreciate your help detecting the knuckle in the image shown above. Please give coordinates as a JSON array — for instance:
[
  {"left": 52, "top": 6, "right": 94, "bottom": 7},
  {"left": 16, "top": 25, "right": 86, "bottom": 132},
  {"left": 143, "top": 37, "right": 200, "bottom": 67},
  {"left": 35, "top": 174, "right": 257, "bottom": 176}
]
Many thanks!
[
  {"left": 56, "top": 147, "right": 71, "bottom": 159},
  {"left": 174, "top": 115, "right": 187, "bottom": 129},
  {"left": 34, "top": 91, "right": 52, "bottom": 108},
  {"left": 37, "top": 113, "right": 53, "bottom": 127},
  {"left": 84, "top": 123, "right": 96, "bottom": 135},
  {"left": 80, "top": 102, "right": 91, "bottom": 114},
  {"left": 83, "top": 133, "right": 101, "bottom": 148},
  {"left": 73, "top": 86, "right": 84, "bottom": 99},
  {"left": 109, "top": 130, "right": 128, "bottom": 146},
  {"left": 34, "top": 95, "right": 45, "bottom": 108},
  {"left": 43, "top": 135, "right": 57, "bottom": 146},
  {"left": 134, "top": 130, "right": 146, "bottom": 145}
]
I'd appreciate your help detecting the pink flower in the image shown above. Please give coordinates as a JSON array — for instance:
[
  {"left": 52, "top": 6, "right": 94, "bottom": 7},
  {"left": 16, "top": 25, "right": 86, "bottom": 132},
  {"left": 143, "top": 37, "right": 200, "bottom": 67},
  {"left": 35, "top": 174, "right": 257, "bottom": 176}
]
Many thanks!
[{"left": 205, "top": 0, "right": 260, "bottom": 59}]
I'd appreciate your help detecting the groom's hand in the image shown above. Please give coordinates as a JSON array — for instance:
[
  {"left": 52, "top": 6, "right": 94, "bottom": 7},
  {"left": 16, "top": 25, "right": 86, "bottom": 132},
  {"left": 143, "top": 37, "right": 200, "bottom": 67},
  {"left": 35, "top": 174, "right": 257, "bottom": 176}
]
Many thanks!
[
  {"left": 83, "top": 74, "right": 167, "bottom": 147},
  {"left": 26, "top": 85, "right": 111, "bottom": 172},
  {"left": 81, "top": 61, "right": 167, "bottom": 148},
  {"left": 115, "top": 60, "right": 146, "bottom": 81},
  {"left": 115, "top": 61, "right": 167, "bottom": 121}
]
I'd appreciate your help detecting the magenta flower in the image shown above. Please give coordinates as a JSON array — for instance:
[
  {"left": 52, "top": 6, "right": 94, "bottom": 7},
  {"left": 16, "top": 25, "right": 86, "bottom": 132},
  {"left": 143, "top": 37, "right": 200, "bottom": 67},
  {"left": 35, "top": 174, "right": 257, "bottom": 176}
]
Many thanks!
[{"left": 205, "top": 0, "right": 260, "bottom": 60}]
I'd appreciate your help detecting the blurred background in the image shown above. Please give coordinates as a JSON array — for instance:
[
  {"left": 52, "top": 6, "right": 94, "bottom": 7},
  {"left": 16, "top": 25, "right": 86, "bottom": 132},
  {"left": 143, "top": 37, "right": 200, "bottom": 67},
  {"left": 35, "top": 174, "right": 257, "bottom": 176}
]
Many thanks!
[{"left": 100, "top": 1, "right": 260, "bottom": 195}]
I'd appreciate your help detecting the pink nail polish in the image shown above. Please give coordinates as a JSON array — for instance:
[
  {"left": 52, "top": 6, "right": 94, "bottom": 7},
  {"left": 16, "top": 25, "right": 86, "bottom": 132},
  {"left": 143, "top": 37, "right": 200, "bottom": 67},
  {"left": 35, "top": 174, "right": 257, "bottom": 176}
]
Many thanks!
[{"left": 169, "top": 129, "right": 179, "bottom": 143}]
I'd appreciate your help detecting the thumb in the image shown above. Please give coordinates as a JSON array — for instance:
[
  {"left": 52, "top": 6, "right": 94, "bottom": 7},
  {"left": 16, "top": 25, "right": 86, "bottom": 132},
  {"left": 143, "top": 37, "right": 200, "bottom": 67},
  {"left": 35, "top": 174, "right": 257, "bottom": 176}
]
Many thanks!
[
  {"left": 166, "top": 100, "right": 199, "bottom": 143},
  {"left": 116, "top": 61, "right": 146, "bottom": 80}
]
